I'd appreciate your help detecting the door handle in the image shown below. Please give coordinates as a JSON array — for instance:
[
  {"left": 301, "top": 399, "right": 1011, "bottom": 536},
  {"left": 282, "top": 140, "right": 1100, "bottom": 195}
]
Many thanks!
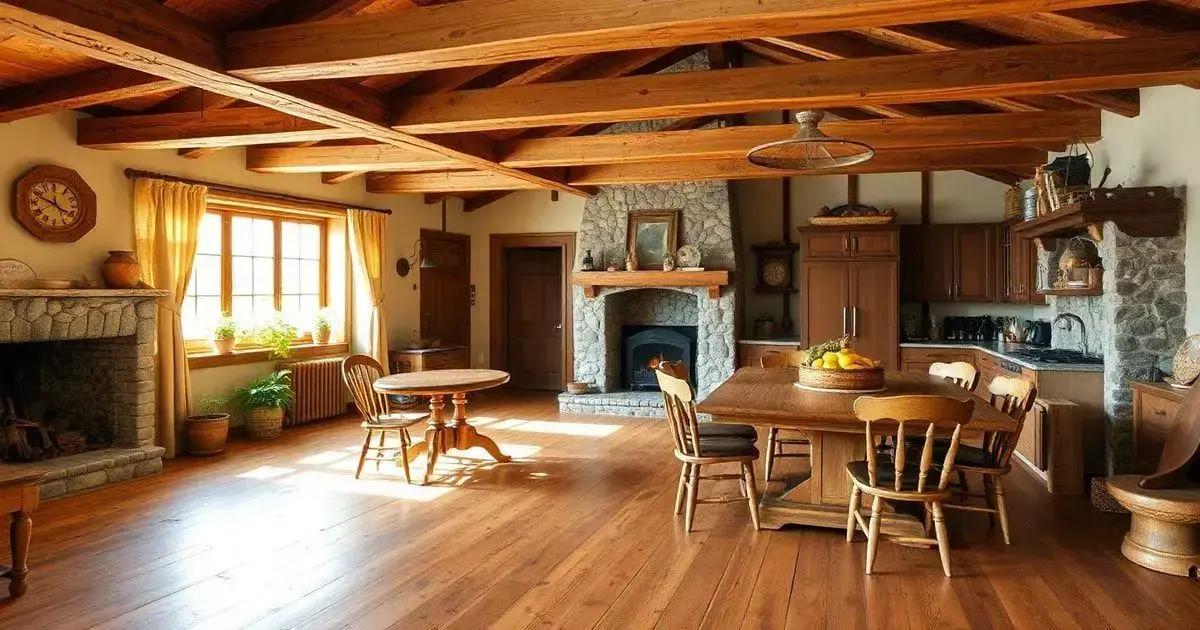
[
  {"left": 554, "top": 323, "right": 563, "bottom": 330},
  {"left": 852, "top": 307, "right": 858, "bottom": 337},
  {"left": 842, "top": 307, "right": 848, "bottom": 336}
]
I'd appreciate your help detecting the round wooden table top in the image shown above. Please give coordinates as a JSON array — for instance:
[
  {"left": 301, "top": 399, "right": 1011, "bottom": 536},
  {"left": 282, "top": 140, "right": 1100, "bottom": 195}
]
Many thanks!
[{"left": 373, "top": 369, "right": 511, "bottom": 395}]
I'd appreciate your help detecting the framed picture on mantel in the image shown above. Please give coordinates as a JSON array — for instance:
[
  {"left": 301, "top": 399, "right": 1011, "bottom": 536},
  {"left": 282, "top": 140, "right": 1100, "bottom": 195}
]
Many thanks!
[{"left": 626, "top": 210, "right": 678, "bottom": 270}]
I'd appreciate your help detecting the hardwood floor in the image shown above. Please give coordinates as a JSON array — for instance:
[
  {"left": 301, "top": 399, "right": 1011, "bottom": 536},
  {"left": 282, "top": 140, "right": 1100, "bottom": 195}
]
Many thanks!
[{"left": 1, "top": 390, "right": 1197, "bottom": 629}]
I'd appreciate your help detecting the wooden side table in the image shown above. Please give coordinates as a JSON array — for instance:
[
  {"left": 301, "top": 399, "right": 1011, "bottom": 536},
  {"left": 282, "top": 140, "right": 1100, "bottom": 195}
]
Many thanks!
[
  {"left": 0, "top": 472, "right": 39, "bottom": 597},
  {"left": 389, "top": 346, "right": 470, "bottom": 374}
]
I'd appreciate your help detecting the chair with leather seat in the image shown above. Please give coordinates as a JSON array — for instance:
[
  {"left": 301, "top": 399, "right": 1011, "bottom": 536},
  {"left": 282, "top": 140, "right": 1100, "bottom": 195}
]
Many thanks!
[
  {"left": 341, "top": 354, "right": 429, "bottom": 483},
  {"left": 845, "top": 394, "right": 975, "bottom": 576},
  {"left": 657, "top": 361, "right": 757, "bottom": 441},
  {"left": 758, "top": 351, "right": 813, "bottom": 480},
  {"left": 941, "top": 376, "right": 1037, "bottom": 545},
  {"left": 655, "top": 365, "right": 760, "bottom": 532}
]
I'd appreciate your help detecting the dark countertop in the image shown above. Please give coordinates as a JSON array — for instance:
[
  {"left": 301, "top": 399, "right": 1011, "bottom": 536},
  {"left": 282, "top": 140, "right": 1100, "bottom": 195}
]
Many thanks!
[{"left": 900, "top": 340, "right": 1104, "bottom": 372}]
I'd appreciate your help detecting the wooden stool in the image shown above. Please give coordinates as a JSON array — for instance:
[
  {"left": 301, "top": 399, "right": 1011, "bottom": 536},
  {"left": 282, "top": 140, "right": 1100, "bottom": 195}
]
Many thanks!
[{"left": 1108, "top": 475, "right": 1200, "bottom": 578}]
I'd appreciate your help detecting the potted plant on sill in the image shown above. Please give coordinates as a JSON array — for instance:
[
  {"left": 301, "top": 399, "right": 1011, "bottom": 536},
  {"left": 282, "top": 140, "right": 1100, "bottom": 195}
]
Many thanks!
[
  {"left": 185, "top": 397, "right": 230, "bottom": 456},
  {"left": 313, "top": 310, "right": 332, "bottom": 345},
  {"left": 231, "top": 370, "right": 294, "bottom": 441},
  {"left": 212, "top": 316, "right": 239, "bottom": 355},
  {"left": 254, "top": 317, "right": 300, "bottom": 359}
]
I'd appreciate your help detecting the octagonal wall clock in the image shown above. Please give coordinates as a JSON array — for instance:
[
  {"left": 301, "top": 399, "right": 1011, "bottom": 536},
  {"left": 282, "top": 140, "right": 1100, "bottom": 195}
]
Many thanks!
[{"left": 13, "top": 164, "right": 97, "bottom": 243}]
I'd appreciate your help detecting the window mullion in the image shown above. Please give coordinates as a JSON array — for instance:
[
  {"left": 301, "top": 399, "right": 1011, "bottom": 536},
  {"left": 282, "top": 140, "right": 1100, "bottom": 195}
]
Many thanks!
[
  {"left": 221, "top": 211, "right": 232, "bottom": 315},
  {"left": 273, "top": 218, "right": 283, "bottom": 312}
]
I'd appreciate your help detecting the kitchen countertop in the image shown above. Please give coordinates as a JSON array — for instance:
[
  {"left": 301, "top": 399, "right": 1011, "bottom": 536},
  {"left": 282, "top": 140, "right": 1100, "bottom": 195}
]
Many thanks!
[
  {"left": 738, "top": 337, "right": 805, "bottom": 346},
  {"left": 900, "top": 340, "right": 1105, "bottom": 373}
]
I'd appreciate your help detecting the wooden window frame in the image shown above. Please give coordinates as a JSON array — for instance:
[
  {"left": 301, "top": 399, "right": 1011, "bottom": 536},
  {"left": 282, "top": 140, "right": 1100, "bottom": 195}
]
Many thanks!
[{"left": 184, "top": 204, "right": 335, "bottom": 355}]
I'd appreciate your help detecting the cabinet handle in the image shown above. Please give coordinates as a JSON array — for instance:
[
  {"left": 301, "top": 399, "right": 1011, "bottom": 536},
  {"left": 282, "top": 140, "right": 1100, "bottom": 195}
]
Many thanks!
[
  {"left": 1153, "top": 409, "right": 1167, "bottom": 416},
  {"left": 851, "top": 235, "right": 858, "bottom": 254},
  {"left": 842, "top": 234, "right": 849, "bottom": 254},
  {"left": 842, "top": 307, "right": 848, "bottom": 336},
  {"left": 852, "top": 306, "right": 858, "bottom": 337}
]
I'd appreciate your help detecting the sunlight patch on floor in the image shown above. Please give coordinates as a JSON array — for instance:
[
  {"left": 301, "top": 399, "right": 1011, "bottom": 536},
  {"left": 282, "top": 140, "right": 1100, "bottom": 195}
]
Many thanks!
[
  {"left": 236, "top": 465, "right": 296, "bottom": 480},
  {"left": 477, "top": 417, "right": 623, "bottom": 437},
  {"left": 282, "top": 470, "right": 454, "bottom": 500}
]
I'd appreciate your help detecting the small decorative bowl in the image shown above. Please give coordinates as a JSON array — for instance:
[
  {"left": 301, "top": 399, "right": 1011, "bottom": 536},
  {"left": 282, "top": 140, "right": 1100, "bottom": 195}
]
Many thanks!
[
  {"left": 566, "top": 381, "right": 591, "bottom": 395},
  {"left": 34, "top": 279, "right": 73, "bottom": 289}
]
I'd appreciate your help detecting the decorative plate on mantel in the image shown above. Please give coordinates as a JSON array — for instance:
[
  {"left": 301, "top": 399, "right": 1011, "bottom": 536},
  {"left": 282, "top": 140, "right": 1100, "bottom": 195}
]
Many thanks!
[
  {"left": 1172, "top": 334, "right": 1200, "bottom": 386},
  {"left": 0, "top": 258, "right": 36, "bottom": 288}
]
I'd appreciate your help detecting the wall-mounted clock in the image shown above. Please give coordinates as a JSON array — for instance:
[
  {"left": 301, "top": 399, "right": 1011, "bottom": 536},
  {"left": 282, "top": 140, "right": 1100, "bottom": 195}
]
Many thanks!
[
  {"left": 13, "top": 165, "right": 96, "bottom": 242},
  {"left": 751, "top": 242, "right": 799, "bottom": 293}
]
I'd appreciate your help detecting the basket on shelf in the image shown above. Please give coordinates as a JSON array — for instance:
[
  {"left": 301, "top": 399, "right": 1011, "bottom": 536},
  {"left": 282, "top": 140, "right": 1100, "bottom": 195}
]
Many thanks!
[
  {"left": 808, "top": 215, "right": 895, "bottom": 226},
  {"left": 1004, "top": 185, "right": 1023, "bottom": 220}
]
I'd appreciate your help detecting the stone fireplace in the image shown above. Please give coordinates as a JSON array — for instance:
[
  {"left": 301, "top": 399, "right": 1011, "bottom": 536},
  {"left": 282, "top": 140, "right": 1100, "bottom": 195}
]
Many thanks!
[{"left": 0, "top": 290, "right": 165, "bottom": 498}]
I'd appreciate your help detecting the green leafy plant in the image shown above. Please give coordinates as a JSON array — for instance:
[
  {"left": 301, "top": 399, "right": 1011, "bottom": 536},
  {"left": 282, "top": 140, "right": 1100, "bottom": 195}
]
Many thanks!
[
  {"left": 195, "top": 395, "right": 228, "bottom": 416},
  {"left": 229, "top": 370, "right": 294, "bottom": 412},
  {"left": 253, "top": 317, "right": 299, "bottom": 358},
  {"left": 312, "top": 310, "right": 332, "bottom": 338},
  {"left": 212, "top": 316, "right": 240, "bottom": 342}
]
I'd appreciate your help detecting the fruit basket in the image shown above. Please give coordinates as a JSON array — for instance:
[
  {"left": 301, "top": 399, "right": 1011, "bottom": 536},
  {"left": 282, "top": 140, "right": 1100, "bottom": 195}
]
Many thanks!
[{"left": 794, "top": 364, "right": 885, "bottom": 393}]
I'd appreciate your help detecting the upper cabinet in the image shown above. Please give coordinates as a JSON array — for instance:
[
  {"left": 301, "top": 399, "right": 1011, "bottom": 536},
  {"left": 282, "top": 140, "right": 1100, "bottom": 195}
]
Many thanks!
[
  {"left": 901, "top": 224, "right": 994, "bottom": 303},
  {"left": 798, "top": 226, "right": 898, "bottom": 260},
  {"left": 996, "top": 220, "right": 1046, "bottom": 305}
]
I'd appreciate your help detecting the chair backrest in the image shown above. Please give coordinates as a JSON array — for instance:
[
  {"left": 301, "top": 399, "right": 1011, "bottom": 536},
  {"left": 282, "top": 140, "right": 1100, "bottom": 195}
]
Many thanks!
[
  {"left": 929, "top": 361, "right": 980, "bottom": 392},
  {"left": 981, "top": 376, "right": 1038, "bottom": 468},
  {"left": 760, "top": 350, "right": 807, "bottom": 368},
  {"left": 655, "top": 362, "right": 702, "bottom": 458},
  {"left": 853, "top": 395, "right": 975, "bottom": 493},
  {"left": 342, "top": 354, "right": 390, "bottom": 424}
]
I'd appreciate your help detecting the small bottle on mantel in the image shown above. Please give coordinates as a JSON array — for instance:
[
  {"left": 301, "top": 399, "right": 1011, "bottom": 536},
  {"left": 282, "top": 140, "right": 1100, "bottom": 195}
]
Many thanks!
[{"left": 580, "top": 249, "right": 595, "bottom": 271}]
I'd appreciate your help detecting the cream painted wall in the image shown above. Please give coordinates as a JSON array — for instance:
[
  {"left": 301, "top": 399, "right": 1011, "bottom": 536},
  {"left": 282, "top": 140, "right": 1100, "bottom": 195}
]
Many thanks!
[{"left": 0, "top": 112, "right": 438, "bottom": 407}]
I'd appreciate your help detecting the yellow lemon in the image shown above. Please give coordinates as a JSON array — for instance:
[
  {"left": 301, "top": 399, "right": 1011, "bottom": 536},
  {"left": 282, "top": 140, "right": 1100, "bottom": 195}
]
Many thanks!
[
  {"left": 810, "top": 359, "right": 824, "bottom": 369},
  {"left": 837, "top": 353, "right": 858, "bottom": 369},
  {"left": 822, "top": 351, "right": 839, "bottom": 364}
]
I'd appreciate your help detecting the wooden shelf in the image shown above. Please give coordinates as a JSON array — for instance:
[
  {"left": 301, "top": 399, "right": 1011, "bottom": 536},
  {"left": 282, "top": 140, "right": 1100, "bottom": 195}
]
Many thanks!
[
  {"left": 1041, "top": 287, "right": 1103, "bottom": 297},
  {"left": 0, "top": 288, "right": 169, "bottom": 298},
  {"left": 571, "top": 270, "right": 729, "bottom": 299},
  {"left": 1011, "top": 186, "right": 1181, "bottom": 250}
]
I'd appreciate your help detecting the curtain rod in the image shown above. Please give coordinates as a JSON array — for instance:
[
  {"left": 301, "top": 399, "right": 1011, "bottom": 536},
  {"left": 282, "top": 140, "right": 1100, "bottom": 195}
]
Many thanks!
[{"left": 123, "top": 169, "right": 392, "bottom": 215}]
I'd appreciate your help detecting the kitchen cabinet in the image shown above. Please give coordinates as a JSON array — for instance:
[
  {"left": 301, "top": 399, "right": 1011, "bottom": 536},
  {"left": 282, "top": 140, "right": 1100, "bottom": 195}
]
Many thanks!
[
  {"left": 898, "top": 346, "right": 976, "bottom": 375},
  {"left": 900, "top": 224, "right": 995, "bottom": 302},
  {"left": 799, "top": 226, "right": 898, "bottom": 259},
  {"left": 737, "top": 341, "right": 804, "bottom": 368},
  {"left": 1132, "top": 380, "right": 1186, "bottom": 473},
  {"left": 997, "top": 221, "right": 1046, "bottom": 305},
  {"left": 800, "top": 227, "right": 899, "bottom": 369}
]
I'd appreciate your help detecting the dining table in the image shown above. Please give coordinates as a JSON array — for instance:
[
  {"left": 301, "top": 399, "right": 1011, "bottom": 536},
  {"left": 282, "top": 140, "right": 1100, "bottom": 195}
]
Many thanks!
[
  {"left": 373, "top": 368, "right": 512, "bottom": 484},
  {"left": 697, "top": 367, "right": 1018, "bottom": 536}
]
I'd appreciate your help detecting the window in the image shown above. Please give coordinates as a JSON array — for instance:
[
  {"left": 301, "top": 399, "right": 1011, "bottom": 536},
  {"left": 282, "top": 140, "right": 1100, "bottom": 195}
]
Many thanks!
[{"left": 184, "top": 206, "right": 340, "bottom": 352}]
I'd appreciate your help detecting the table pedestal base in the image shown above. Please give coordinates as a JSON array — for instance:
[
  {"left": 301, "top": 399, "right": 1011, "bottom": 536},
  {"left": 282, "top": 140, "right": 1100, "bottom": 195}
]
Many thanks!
[{"left": 405, "top": 392, "right": 511, "bottom": 485}]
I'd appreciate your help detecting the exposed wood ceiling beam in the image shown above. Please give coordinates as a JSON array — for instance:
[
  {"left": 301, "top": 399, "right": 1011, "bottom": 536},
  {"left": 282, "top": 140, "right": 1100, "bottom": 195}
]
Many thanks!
[
  {"left": 390, "top": 34, "right": 1200, "bottom": 134},
  {"left": 321, "top": 171, "right": 369, "bottom": 185},
  {"left": 0, "top": 66, "right": 177, "bottom": 122},
  {"left": 367, "top": 169, "right": 566, "bottom": 193},
  {"left": 246, "top": 110, "right": 1097, "bottom": 173},
  {"left": 224, "top": 0, "right": 1142, "bottom": 81},
  {"left": 78, "top": 107, "right": 364, "bottom": 149},
  {"left": 0, "top": 0, "right": 585, "bottom": 197}
]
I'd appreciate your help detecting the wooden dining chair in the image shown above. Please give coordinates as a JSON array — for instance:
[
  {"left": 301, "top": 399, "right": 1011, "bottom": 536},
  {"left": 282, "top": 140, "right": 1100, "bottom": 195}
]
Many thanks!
[
  {"left": 845, "top": 394, "right": 975, "bottom": 576},
  {"left": 758, "top": 351, "right": 812, "bottom": 480},
  {"left": 655, "top": 365, "right": 761, "bottom": 532},
  {"left": 941, "top": 376, "right": 1037, "bottom": 545},
  {"left": 341, "top": 354, "right": 429, "bottom": 483},
  {"left": 929, "top": 361, "right": 980, "bottom": 392},
  {"left": 658, "top": 361, "right": 757, "bottom": 441}
]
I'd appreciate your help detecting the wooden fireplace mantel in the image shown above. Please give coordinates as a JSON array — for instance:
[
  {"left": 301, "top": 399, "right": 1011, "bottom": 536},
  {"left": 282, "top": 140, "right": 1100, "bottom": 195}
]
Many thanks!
[{"left": 571, "top": 270, "right": 730, "bottom": 299}]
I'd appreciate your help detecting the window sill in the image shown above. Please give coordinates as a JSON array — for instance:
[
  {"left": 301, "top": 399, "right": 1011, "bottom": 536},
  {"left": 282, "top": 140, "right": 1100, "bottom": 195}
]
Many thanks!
[{"left": 188, "top": 342, "right": 350, "bottom": 369}]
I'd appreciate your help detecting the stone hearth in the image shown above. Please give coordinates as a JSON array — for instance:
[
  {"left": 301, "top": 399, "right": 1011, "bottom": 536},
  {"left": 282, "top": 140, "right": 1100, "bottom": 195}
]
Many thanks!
[{"left": 0, "top": 289, "right": 166, "bottom": 499}]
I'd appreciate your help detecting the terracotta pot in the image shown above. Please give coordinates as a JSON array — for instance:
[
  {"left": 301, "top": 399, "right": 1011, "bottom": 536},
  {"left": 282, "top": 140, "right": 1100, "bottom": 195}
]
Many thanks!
[
  {"left": 212, "top": 337, "right": 236, "bottom": 355},
  {"left": 314, "top": 328, "right": 331, "bottom": 344},
  {"left": 100, "top": 250, "right": 142, "bottom": 289},
  {"left": 245, "top": 406, "right": 284, "bottom": 440},
  {"left": 185, "top": 413, "right": 229, "bottom": 456}
]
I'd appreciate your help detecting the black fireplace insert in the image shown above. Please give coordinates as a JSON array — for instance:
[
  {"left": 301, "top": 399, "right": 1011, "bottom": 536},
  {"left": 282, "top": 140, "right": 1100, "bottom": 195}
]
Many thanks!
[{"left": 622, "top": 325, "right": 698, "bottom": 391}]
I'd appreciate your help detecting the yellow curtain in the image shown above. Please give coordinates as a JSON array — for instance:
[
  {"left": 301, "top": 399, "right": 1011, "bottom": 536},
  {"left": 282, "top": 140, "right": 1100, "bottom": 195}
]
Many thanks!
[
  {"left": 348, "top": 209, "right": 389, "bottom": 368},
  {"left": 133, "top": 177, "right": 208, "bottom": 458}
]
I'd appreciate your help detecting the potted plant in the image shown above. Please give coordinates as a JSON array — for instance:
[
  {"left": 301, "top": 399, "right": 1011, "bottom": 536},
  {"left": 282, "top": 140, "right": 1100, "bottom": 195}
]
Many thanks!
[
  {"left": 253, "top": 317, "right": 299, "bottom": 359},
  {"left": 212, "top": 316, "right": 239, "bottom": 355},
  {"left": 312, "top": 310, "right": 332, "bottom": 345},
  {"left": 185, "top": 397, "right": 230, "bottom": 456},
  {"left": 231, "top": 370, "right": 294, "bottom": 441}
]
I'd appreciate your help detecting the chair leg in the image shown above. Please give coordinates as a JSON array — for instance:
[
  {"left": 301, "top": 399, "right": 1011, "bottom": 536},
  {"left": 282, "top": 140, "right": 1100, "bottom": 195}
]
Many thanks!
[
  {"left": 764, "top": 428, "right": 778, "bottom": 480},
  {"left": 931, "top": 501, "right": 952, "bottom": 577},
  {"left": 674, "top": 463, "right": 689, "bottom": 515},
  {"left": 376, "top": 430, "right": 387, "bottom": 471},
  {"left": 865, "top": 496, "right": 883, "bottom": 575},
  {"left": 355, "top": 429, "right": 372, "bottom": 479},
  {"left": 684, "top": 464, "right": 701, "bottom": 532},
  {"left": 923, "top": 502, "right": 934, "bottom": 536},
  {"left": 983, "top": 475, "right": 998, "bottom": 528},
  {"left": 742, "top": 462, "right": 761, "bottom": 531},
  {"left": 993, "top": 476, "right": 1012, "bottom": 545},
  {"left": 398, "top": 432, "right": 413, "bottom": 484},
  {"left": 846, "top": 482, "right": 861, "bottom": 542}
]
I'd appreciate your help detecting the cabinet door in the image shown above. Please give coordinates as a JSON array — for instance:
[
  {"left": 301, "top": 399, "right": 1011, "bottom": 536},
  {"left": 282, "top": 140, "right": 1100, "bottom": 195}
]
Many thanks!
[
  {"left": 1026, "top": 239, "right": 1047, "bottom": 305},
  {"left": 849, "top": 261, "right": 898, "bottom": 370},
  {"left": 801, "top": 261, "right": 849, "bottom": 347},
  {"left": 900, "top": 226, "right": 924, "bottom": 301},
  {"left": 851, "top": 230, "right": 898, "bottom": 257},
  {"left": 801, "top": 231, "right": 850, "bottom": 258},
  {"left": 996, "top": 225, "right": 1013, "bottom": 302},
  {"left": 1009, "top": 231, "right": 1029, "bottom": 303},
  {"left": 954, "top": 224, "right": 995, "bottom": 302},
  {"left": 921, "top": 226, "right": 956, "bottom": 302}
]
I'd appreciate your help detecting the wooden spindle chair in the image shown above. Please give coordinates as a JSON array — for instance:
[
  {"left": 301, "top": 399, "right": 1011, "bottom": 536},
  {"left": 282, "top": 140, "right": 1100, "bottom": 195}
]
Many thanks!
[
  {"left": 929, "top": 361, "right": 980, "bottom": 392},
  {"left": 658, "top": 361, "right": 757, "bottom": 442},
  {"left": 758, "top": 351, "right": 813, "bottom": 479},
  {"left": 845, "top": 394, "right": 975, "bottom": 576},
  {"left": 655, "top": 365, "right": 761, "bottom": 532},
  {"left": 341, "top": 354, "right": 429, "bottom": 483},
  {"left": 941, "top": 376, "right": 1037, "bottom": 545}
]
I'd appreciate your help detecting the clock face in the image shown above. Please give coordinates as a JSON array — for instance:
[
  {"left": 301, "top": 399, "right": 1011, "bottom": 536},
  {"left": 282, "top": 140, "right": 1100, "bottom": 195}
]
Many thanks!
[
  {"left": 762, "top": 259, "right": 788, "bottom": 286},
  {"left": 28, "top": 180, "right": 82, "bottom": 230},
  {"left": 14, "top": 165, "right": 96, "bottom": 243}
]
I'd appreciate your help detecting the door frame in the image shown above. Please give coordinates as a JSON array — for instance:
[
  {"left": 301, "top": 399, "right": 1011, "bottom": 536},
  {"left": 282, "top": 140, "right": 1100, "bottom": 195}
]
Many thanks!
[{"left": 489, "top": 232, "right": 575, "bottom": 386}]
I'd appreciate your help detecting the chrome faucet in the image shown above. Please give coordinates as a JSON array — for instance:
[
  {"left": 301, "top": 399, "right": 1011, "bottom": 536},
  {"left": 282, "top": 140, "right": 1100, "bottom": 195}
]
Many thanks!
[{"left": 1053, "top": 313, "right": 1088, "bottom": 356}]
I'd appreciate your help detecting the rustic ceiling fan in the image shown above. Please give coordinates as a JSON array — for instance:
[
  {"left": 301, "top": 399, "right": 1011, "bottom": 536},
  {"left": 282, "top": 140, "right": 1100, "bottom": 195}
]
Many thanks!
[{"left": 746, "top": 110, "right": 875, "bottom": 170}]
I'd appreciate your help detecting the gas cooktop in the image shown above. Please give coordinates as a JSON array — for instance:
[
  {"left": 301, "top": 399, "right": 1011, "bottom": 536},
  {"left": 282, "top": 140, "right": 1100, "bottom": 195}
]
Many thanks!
[{"left": 1007, "top": 348, "right": 1103, "bottom": 365}]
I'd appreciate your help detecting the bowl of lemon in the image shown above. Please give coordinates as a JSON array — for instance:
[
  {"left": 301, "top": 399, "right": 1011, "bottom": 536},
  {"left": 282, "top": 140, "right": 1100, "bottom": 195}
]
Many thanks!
[{"left": 794, "top": 336, "right": 885, "bottom": 393}]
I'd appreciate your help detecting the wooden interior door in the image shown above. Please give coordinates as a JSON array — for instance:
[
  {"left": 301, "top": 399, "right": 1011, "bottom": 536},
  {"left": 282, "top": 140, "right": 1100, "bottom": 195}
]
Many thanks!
[
  {"left": 849, "top": 260, "right": 899, "bottom": 370},
  {"left": 954, "top": 224, "right": 995, "bottom": 302},
  {"left": 801, "top": 261, "right": 849, "bottom": 347},
  {"left": 420, "top": 230, "right": 470, "bottom": 348},
  {"left": 505, "top": 247, "right": 563, "bottom": 389}
]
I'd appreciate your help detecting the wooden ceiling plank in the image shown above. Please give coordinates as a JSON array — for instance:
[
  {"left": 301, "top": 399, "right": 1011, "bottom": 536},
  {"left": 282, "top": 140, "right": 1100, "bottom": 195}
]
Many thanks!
[
  {"left": 248, "top": 141, "right": 456, "bottom": 172},
  {"left": 0, "top": 0, "right": 585, "bottom": 197},
  {"left": 321, "top": 170, "right": 370, "bottom": 184},
  {"left": 0, "top": 66, "right": 177, "bottom": 122},
  {"left": 225, "top": 0, "right": 1143, "bottom": 81},
  {"left": 391, "top": 34, "right": 1200, "bottom": 134},
  {"left": 77, "top": 107, "right": 361, "bottom": 149},
  {"left": 366, "top": 169, "right": 556, "bottom": 193}
]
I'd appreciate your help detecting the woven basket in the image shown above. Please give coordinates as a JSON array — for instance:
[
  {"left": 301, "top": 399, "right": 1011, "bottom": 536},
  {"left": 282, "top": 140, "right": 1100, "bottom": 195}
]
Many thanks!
[
  {"left": 795, "top": 365, "right": 885, "bottom": 392},
  {"left": 808, "top": 215, "right": 894, "bottom": 226},
  {"left": 245, "top": 407, "right": 284, "bottom": 440},
  {"left": 1004, "top": 185, "right": 1023, "bottom": 220}
]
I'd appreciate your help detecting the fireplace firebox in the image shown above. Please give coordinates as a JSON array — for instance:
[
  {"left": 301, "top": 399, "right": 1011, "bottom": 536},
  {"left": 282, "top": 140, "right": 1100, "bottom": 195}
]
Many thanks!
[{"left": 622, "top": 325, "right": 698, "bottom": 391}]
